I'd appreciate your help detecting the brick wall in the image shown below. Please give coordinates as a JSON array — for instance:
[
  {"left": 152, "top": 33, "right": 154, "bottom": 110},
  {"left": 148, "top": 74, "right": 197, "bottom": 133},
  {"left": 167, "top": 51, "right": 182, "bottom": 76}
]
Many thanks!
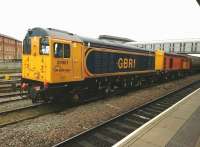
[{"left": 0, "top": 35, "right": 22, "bottom": 60}]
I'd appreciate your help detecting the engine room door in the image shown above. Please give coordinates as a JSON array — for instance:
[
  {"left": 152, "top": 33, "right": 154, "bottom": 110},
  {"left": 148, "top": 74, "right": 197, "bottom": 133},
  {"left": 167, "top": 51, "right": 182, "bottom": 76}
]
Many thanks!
[{"left": 72, "top": 42, "right": 83, "bottom": 81}]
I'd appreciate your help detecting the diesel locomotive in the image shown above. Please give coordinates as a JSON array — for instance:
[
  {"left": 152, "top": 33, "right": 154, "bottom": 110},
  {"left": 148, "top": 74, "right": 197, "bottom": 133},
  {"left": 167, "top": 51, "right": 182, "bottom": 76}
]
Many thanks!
[{"left": 21, "top": 28, "right": 191, "bottom": 103}]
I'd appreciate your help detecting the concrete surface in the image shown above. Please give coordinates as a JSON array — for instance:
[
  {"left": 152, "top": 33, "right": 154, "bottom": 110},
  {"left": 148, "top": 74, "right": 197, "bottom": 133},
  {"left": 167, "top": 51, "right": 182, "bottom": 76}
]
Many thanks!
[{"left": 114, "top": 88, "right": 200, "bottom": 147}]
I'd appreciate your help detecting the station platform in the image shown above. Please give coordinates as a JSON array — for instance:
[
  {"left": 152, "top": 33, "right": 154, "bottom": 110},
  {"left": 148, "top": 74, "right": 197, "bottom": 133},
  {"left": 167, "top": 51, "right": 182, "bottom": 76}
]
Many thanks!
[{"left": 114, "top": 88, "right": 200, "bottom": 147}]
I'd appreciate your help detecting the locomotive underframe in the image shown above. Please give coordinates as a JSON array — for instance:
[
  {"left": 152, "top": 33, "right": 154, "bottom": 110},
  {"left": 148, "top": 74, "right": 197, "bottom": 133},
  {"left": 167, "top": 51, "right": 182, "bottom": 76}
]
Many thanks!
[{"left": 22, "top": 70, "right": 189, "bottom": 103}]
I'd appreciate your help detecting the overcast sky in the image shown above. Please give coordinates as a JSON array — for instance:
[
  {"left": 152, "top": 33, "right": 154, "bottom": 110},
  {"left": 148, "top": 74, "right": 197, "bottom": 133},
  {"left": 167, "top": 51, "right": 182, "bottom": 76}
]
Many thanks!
[{"left": 0, "top": 0, "right": 199, "bottom": 41}]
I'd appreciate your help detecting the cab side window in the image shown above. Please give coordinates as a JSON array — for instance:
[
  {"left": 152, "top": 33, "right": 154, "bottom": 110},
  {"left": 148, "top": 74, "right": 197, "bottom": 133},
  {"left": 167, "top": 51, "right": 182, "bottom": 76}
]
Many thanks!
[
  {"left": 64, "top": 44, "right": 70, "bottom": 58},
  {"left": 40, "top": 37, "right": 50, "bottom": 55},
  {"left": 54, "top": 43, "right": 63, "bottom": 58},
  {"left": 54, "top": 43, "right": 70, "bottom": 58},
  {"left": 23, "top": 38, "right": 31, "bottom": 54}
]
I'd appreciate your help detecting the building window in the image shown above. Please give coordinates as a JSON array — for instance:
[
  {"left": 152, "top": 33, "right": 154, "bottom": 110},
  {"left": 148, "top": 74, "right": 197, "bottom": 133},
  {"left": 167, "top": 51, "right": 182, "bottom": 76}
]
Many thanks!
[
  {"left": 183, "top": 43, "right": 185, "bottom": 52},
  {"left": 195, "top": 42, "right": 197, "bottom": 51}
]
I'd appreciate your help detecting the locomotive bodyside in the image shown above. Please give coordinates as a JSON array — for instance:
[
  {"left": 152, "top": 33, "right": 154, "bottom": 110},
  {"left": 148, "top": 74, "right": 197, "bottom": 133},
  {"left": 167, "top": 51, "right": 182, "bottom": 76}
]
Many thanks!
[{"left": 85, "top": 48, "right": 155, "bottom": 77}]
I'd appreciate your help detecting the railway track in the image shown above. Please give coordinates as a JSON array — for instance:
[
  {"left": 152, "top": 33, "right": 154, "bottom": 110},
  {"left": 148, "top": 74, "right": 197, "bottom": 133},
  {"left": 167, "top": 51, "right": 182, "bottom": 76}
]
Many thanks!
[
  {"left": 53, "top": 80, "right": 200, "bottom": 147},
  {"left": 0, "top": 95, "right": 30, "bottom": 111},
  {"left": 0, "top": 103, "right": 43, "bottom": 127},
  {"left": 0, "top": 85, "right": 20, "bottom": 93},
  {"left": 0, "top": 79, "right": 21, "bottom": 84},
  {"left": 0, "top": 94, "right": 27, "bottom": 104},
  {"left": 0, "top": 91, "right": 26, "bottom": 99},
  {"left": 0, "top": 79, "right": 21, "bottom": 93},
  {"left": 0, "top": 84, "right": 62, "bottom": 128},
  {"left": 0, "top": 73, "right": 21, "bottom": 80},
  {"left": 0, "top": 78, "right": 24, "bottom": 100},
  {"left": 0, "top": 102, "right": 66, "bottom": 128}
]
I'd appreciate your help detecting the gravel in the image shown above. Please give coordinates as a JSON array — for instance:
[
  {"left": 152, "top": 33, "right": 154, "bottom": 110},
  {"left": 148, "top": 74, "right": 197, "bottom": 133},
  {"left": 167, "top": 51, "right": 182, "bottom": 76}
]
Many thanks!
[
  {"left": 0, "top": 74, "right": 200, "bottom": 147},
  {"left": 0, "top": 99, "right": 32, "bottom": 112}
]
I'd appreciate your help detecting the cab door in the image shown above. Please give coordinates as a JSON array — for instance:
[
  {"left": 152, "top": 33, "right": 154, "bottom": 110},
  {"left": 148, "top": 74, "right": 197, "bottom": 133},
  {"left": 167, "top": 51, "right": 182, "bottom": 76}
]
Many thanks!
[
  {"left": 52, "top": 40, "right": 73, "bottom": 82},
  {"left": 71, "top": 42, "right": 83, "bottom": 81}
]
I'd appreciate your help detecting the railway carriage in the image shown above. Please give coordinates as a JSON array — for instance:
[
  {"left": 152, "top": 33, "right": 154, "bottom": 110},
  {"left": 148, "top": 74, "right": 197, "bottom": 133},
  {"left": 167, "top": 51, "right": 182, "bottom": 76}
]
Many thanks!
[{"left": 21, "top": 28, "right": 191, "bottom": 103}]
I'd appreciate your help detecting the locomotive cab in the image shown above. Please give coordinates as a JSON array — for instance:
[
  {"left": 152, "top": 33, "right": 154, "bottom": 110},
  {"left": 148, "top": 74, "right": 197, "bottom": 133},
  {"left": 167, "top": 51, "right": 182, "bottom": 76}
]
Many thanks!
[
  {"left": 22, "top": 36, "right": 51, "bottom": 83},
  {"left": 21, "top": 28, "right": 84, "bottom": 102}
]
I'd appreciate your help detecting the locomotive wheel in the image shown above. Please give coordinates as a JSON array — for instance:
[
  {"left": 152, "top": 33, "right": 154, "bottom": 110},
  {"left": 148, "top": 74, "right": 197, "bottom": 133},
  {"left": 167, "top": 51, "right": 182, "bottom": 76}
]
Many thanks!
[
  {"left": 71, "top": 94, "right": 80, "bottom": 103},
  {"left": 29, "top": 86, "right": 46, "bottom": 103},
  {"left": 43, "top": 94, "right": 50, "bottom": 103},
  {"left": 29, "top": 87, "right": 39, "bottom": 103},
  {"left": 77, "top": 90, "right": 91, "bottom": 102},
  {"left": 77, "top": 88, "right": 103, "bottom": 102},
  {"left": 64, "top": 93, "right": 80, "bottom": 104}
]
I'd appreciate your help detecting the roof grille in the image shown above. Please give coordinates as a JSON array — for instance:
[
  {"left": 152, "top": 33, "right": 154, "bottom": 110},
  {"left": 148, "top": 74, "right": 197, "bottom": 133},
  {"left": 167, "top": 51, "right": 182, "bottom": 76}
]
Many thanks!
[
  {"left": 99, "top": 35, "right": 135, "bottom": 43},
  {"left": 48, "top": 28, "right": 74, "bottom": 36}
]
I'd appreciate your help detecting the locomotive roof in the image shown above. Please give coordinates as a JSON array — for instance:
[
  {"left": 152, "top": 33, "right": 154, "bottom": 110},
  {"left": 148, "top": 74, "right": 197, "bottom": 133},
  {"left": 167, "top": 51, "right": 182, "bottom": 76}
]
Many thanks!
[
  {"left": 98, "top": 35, "right": 135, "bottom": 43},
  {"left": 26, "top": 28, "right": 153, "bottom": 54},
  {"left": 25, "top": 27, "right": 82, "bottom": 42},
  {"left": 79, "top": 36, "right": 151, "bottom": 53}
]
